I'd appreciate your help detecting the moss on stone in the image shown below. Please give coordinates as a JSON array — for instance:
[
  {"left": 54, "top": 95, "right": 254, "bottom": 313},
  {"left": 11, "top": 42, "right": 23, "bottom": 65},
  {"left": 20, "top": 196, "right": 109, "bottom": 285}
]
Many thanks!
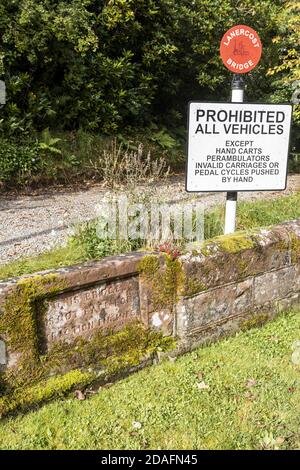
[
  {"left": 139, "top": 252, "right": 207, "bottom": 302},
  {"left": 200, "top": 245, "right": 212, "bottom": 257},
  {"left": 183, "top": 278, "right": 206, "bottom": 297},
  {"left": 138, "top": 255, "right": 160, "bottom": 280},
  {"left": 0, "top": 369, "right": 95, "bottom": 418},
  {"left": 0, "top": 274, "right": 67, "bottom": 388},
  {"left": 138, "top": 254, "right": 185, "bottom": 311},
  {"left": 0, "top": 274, "right": 65, "bottom": 358},
  {"left": 240, "top": 312, "right": 270, "bottom": 332},
  {"left": 290, "top": 233, "right": 300, "bottom": 264},
  {"left": 202, "top": 233, "right": 255, "bottom": 255},
  {"left": 277, "top": 239, "right": 289, "bottom": 252},
  {"left": 43, "top": 321, "right": 175, "bottom": 378},
  {"left": 0, "top": 272, "right": 175, "bottom": 404},
  {"left": 237, "top": 259, "right": 248, "bottom": 278},
  {"left": 0, "top": 323, "right": 175, "bottom": 417}
]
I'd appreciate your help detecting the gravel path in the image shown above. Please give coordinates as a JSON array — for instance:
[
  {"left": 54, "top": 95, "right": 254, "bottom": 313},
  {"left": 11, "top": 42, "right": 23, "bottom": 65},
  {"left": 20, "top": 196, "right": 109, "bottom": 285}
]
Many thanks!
[{"left": 1, "top": 174, "right": 300, "bottom": 264}]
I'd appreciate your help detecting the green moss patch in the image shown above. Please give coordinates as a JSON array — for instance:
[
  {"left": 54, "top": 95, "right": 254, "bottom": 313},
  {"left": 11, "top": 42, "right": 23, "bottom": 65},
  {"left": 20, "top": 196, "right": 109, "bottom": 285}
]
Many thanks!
[
  {"left": 0, "top": 273, "right": 175, "bottom": 414},
  {"left": 290, "top": 233, "right": 300, "bottom": 264},
  {"left": 0, "top": 274, "right": 67, "bottom": 387},
  {"left": 0, "top": 369, "right": 95, "bottom": 418},
  {"left": 0, "top": 275, "right": 65, "bottom": 359},
  {"left": 183, "top": 278, "right": 206, "bottom": 297},
  {"left": 41, "top": 322, "right": 175, "bottom": 379},
  {"left": 138, "top": 254, "right": 185, "bottom": 311},
  {"left": 0, "top": 323, "right": 175, "bottom": 417},
  {"left": 0, "top": 316, "right": 175, "bottom": 418},
  {"left": 0, "top": 323, "right": 175, "bottom": 416},
  {"left": 202, "top": 232, "right": 256, "bottom": 255},
  {"left": 240, "top": 313, "right": 270, "bottom": 332}
]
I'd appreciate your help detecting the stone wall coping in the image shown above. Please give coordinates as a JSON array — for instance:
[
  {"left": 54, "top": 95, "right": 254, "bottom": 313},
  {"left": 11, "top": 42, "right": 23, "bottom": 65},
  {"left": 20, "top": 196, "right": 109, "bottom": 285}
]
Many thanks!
[{"left": 0, "top": 251, "right": 153, "bottom": 301}]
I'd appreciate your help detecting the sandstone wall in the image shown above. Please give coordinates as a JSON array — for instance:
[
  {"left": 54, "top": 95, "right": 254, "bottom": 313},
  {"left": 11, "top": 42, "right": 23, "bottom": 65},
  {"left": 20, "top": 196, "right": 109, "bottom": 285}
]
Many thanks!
[{"left": 1, "top": 220, "right": 300, "bottom": 374}]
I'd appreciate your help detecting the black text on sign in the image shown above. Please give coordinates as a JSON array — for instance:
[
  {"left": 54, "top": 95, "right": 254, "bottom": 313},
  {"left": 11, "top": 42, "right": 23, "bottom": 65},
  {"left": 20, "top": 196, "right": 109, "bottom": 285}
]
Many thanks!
[{"left": 186, "top": 102, "right": 292, "bottom": 192}]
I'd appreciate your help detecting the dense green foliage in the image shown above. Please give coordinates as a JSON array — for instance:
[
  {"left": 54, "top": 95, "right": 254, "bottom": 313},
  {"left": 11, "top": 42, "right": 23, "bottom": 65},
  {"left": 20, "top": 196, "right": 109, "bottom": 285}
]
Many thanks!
[
  {"left": 0, "top": 137, "right": 39, "bottom": 182},
  {"left": 0, "top": 0, "right": 283, "bottom": 134},
  {"left": 268, "top": 2, "right": 300, "bottom": 121},
  {"left": 0, "top": 1, "right": 298, "bottom": 187},
  {"left": 268, "top": 1, "right": 300, "bottom": 156},
  {"left": 0, "top": 130, "right": 178, "bottom": 187},
  {"left": 1, "top": 309, "right": 300, "bottom": 449}
]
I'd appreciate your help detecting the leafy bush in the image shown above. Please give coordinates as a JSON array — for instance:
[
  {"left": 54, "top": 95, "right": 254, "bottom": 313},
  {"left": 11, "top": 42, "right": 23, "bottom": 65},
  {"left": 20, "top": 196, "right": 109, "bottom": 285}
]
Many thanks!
[
  {"left": 71, "top": 219, "right": 143, "bottom": 260},
  {"left": 288, "top": 153, "right": 300, "bottom": 174},
  {"left": 0, "top": 138, "right": 39, "bottom": 183},
  {"left": 0, "top": 0, "right": 283, "bottom": 135},
  {"left": 0, "top": 130, "right": 178, "bottom": 189},
  {"left": 267, "top": 1, "right": 300, "bottom": 157}
]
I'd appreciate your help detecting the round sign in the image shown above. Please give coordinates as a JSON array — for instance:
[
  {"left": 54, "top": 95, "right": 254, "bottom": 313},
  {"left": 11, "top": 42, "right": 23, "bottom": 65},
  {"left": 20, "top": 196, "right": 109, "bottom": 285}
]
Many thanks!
[{"left": 220, "top": 25, "right": 262, "bottom": 74}]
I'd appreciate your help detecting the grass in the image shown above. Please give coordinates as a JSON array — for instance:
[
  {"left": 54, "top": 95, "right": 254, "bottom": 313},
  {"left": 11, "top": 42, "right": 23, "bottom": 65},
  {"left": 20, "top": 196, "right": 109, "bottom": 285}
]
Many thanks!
[
  {"left": 0, "top": 230, "right": 143, "bottom": 281},
  {"left": 0, "top": 244, "right": 87, "bottom": 281},
  {"left": 237, "top": 191, "right": 300, "bottom": 231},
  {"left": 0, "top": 310, "right": 300, "bottom": 449},
  {"left": 1, "top": 191, "right": 300, "bottom": 281},
  {"left": 205, "top": 190, "right": 300, "bottom": 239}
]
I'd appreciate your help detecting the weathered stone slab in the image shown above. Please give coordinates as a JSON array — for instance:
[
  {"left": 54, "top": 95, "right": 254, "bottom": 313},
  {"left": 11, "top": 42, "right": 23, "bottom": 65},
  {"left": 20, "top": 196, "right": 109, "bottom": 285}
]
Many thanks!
[
  {"left": 276, "top": 292, "right": 300, "bottom": 313},
  {"left": 0, "top": 252, "right": 147, "bottom": 309},
  {"left": 182, "top": 225, "right": 290, "bottom": 293},
  {"left": 44, "top": 277, "right": 141, "bottom": 348},
  {"left": 55, "top": 252, "right": 146, "bottom": 290},
  {"left": 178, "top": 278, "right": 253, "bottom": 337},
  {"left": 254, "top": 266, "right": 300, "bottom": 305}
]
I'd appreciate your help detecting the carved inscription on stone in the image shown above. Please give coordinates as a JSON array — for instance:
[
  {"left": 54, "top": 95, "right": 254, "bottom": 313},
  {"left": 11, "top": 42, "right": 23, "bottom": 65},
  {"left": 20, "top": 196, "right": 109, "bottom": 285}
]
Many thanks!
[{"left": 45, "top": 277, "right": 140, "bottom": 347}]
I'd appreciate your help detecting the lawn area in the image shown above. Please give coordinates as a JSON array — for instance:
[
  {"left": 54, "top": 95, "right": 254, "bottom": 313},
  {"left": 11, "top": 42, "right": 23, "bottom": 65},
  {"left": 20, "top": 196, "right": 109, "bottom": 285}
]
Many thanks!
[
  {"left": 1, "top": 310, "right": 300, "bottom": 450},
  {"left": 1, "top": 191, "right": 300, "bottom": 281}
]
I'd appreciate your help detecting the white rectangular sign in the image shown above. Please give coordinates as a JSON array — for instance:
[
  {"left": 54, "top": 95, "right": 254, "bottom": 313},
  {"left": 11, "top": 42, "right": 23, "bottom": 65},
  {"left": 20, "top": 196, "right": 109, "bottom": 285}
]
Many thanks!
[{"left": 186, "top": 102, "right": 292, "bottom": 192}]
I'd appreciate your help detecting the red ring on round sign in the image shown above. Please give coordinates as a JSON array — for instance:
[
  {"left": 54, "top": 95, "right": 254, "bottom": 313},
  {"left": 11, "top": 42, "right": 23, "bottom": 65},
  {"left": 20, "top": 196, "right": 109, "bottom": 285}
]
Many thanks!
[{"left": 220, "top": 25, "right": 262, "bottom": 74}]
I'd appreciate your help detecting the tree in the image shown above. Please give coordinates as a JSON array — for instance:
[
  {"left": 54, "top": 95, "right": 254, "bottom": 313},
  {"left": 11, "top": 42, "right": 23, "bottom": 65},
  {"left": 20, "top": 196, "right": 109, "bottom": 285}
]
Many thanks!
[
  {"left": 0, "top": 0, "right": 284, "bottom": 134},
  {"left": 267, "top": 1, "right": 300, "bottom": 153}
]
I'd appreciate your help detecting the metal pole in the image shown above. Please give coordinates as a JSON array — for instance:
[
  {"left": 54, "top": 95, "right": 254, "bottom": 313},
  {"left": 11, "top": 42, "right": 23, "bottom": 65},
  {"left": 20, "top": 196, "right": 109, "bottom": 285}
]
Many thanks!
[{"left": 224, "top": 74, "right": 245, "bottom": 234}]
